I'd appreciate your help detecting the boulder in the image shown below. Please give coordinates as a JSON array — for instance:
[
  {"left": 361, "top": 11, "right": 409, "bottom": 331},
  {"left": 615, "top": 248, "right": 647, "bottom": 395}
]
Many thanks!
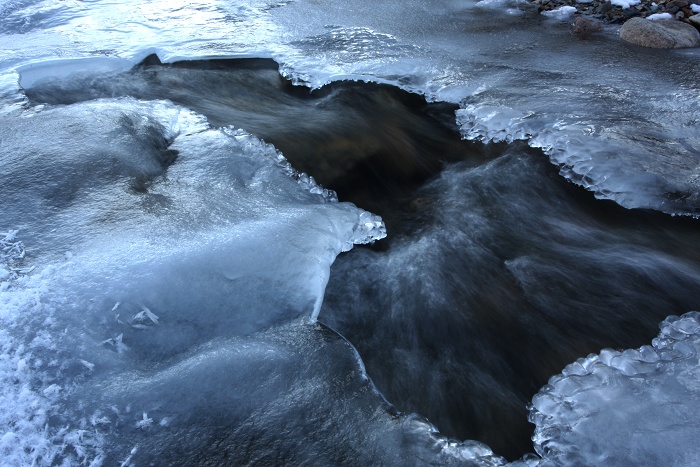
[
  {"left": 620, "top": 17, "right": 700, "bottom": 47},
  {"left": 689, "top": 14, "right": 700, "bottom": 28}
]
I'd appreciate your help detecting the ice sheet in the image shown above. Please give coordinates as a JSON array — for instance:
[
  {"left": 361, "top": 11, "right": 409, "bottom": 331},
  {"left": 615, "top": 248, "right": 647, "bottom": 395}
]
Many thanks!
[
  {"left": 0, "top": 96, "right": 385, "bottom": 463},
  {"left": 530, "top": 312, "right": 700, "bottom": 466}
]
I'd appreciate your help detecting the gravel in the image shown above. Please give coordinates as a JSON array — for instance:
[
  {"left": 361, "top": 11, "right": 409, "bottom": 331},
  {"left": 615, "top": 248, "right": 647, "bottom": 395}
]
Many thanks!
[{"left": 532, "top": 0, "right": 700, "bottom": 24}]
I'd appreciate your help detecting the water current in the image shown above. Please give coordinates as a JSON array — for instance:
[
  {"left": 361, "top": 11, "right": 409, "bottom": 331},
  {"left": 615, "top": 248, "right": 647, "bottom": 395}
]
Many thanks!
[{"left": 2, "top": 0, "right": 700, "bottom": 465}]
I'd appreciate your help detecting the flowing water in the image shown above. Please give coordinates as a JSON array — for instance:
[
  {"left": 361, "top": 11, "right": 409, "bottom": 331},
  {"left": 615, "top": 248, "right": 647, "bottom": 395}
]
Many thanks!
[{"left": 1, "top": 0, "right": 700, "bottom": 465}]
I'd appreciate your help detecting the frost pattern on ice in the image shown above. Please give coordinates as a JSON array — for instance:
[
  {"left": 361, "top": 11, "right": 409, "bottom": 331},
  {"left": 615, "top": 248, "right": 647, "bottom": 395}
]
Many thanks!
[
  {"left": 529, "top": 311, "right": 700, "bottom": 466},
  {"left": 131, "top": 306, "right": 160, "bottom": 328},
  {"left": 0, "top": 266, "right": 106, "bottom": 465},
  {"left": 1, "top": 230, "right": 31, "bottom": 283}
]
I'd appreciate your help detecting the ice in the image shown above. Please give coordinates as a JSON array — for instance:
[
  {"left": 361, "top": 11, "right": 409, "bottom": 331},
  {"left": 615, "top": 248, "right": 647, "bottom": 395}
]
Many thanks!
[
  {"left": 134, "top": 413, "right": 153, "bottom": 429},
  {"left": 17, "top": 57, "right": 135, "bottom": 89},
  {"left": 0, "top": 230, "right": 31, "bottom": 285},
  {"left": 459, "top": 95, "right": 700, "bottom": 215},
  {"left": 456, "top": 105, "right": 535, "bottom": 144},
  {"left": 269, "top": 0, "right": 700, "bottom": 215},
  {"left": 0, "top": 0, "right": 697, "bottom": 214},
  {"left": 1, "top": 0, "right": 700, "bottom": 464},
  {"left": 0, "top": 94, "right": 386, "bottom": 463},
  {"left": 82, "top": 320, "right": 508, "bottom": 465},
  {"left": 132, "top": 306, "right": 159, "bottom": 326},
  {"left": 475, "top": 0, "right": 532, "bottom": 15},
  {"left": 530, "top": 311, "right": 700, "bottom": 466}
]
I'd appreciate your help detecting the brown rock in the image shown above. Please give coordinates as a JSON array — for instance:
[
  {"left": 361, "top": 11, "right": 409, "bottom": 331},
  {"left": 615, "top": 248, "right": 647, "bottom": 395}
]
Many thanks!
[
  {"left": 620, "top": 17, "right": 700, "bottom": 47},
  {"left": 573, "top": 16, "right": 603, "bottom": 37}
]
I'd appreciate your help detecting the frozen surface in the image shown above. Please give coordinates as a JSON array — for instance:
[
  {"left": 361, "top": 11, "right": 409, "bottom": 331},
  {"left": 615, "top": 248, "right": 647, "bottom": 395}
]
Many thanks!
[
  {"left": 0, "top": 96, "right": 388, "bottom": 463},
  {"left": 531, "top": 311, "right": 700, "bottom": 466},
  {"left": 0, "top": 0, "right": 698, "bottom": 214},
  {"left": 269, "top": 0, "right": 700, "bottom": 215},
  {"left": 1, "top": 0, "right": 700, "bottom": 464}
]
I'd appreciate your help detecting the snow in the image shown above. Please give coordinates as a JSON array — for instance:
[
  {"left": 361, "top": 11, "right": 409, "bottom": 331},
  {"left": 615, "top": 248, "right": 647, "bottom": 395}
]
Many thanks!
[
  {"left": 610, "top": 0, "right": 641, "bottom": 7},
  {"left": 541, "top": 5, "right": 577, "bottom": 19},
  {"left": 647, "top": 12, "right": 673, "bottom": 20},
  {"left": 692, "top": 4, "right": 700, "bottom": 13}
]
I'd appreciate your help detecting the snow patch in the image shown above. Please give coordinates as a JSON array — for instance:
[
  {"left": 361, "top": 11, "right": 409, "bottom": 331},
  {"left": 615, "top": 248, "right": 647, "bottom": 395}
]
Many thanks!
[
  {"left": 609, "top": 0, "right": 641, "bottom": 7},
  {"left": 541, "top": 5, "right": 577, "bottom": 19},
  {"left": 647, "top": 12, "right": 673, "bottom": 20}
]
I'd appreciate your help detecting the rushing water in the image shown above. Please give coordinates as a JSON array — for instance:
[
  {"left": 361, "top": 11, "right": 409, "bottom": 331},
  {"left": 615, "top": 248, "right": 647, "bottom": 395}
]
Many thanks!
[{"left": 2, "top": 0, "right": 700, "bottom": 465}]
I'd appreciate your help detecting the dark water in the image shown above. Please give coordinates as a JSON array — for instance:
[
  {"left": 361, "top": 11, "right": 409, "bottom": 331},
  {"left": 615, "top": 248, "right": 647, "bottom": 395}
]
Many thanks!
[
  {"left": 25, "top": 58, "right": 700, "bottom": 460},
  {"left": 322, "top": 147, "right": 700, "bottom": 459}
]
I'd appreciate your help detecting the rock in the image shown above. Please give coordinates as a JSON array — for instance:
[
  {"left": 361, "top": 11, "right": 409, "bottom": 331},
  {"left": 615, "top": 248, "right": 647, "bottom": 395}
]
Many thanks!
[
  {"left": 620, "top": 17, "right": 700, "bottom": 47},
  {"left": 572, "top": 16, "right": 604, "bottom": 36},
  {"left": 690, "top": 14, "right": 700, "bottom": 27}
]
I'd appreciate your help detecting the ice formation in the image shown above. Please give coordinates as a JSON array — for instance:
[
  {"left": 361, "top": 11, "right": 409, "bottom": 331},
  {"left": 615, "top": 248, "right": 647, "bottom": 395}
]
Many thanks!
[
  {"left": 530, "top": 312, "right": 700, "bottom": 466},
  {"left": 0, "top": 0, "right": 699, "bottom": 464}
]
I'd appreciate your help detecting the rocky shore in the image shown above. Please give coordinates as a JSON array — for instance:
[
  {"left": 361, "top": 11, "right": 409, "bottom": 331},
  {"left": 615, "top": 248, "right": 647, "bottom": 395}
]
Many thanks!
[
  {"left": 533, "top": 0, "right": 700, "bottom": 24},
  {"left": 532, "top": 0, "right": 700, "bottom": 47}
]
